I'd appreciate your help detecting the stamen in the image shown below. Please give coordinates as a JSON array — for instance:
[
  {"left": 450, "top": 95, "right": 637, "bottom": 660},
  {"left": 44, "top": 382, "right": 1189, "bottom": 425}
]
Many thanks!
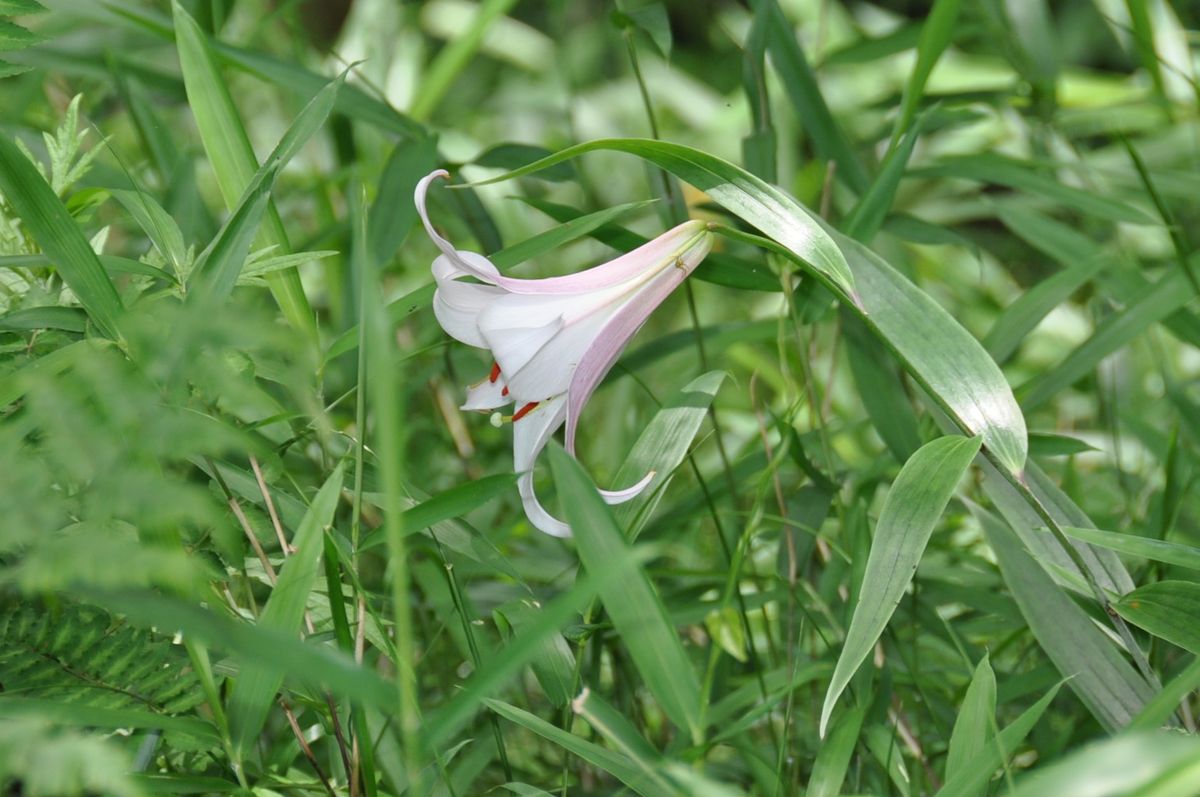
[
  {"left": 512, "top": 402, "right": 540, "bottom": 422},
  {"left": 501, "top": 386, "right": 509, "bottom": 397},
  {"left": 488, "top": 362, "right": 501, "bottom": 383}
]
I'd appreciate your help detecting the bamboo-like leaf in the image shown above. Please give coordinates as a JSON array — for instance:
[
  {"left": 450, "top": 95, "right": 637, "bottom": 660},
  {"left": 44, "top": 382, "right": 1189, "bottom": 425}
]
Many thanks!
[
  {"left": 1054, "top": 527, "right": 1200, "bottom": 572},
  {"left": 1129, "top": 657, "right": 1200, "bottom": 731},
  {"left": 484, "top": 698, "right": 674, "bottom": 796},
  {"left": 751, "top": 0, "right": 869, "bottom": 192},
  {"left": 0, "top": 135, "right": 123, "bottom": 340},
  {"left": 171, "top": 0, "right": 314, "bottom": 336},
  {"left": 1018, "top": 267, "right": 1195, "bottom": 410},
  {"left": 1114, "top": 581, "right": 1200, "bottom": 654},
  {"left": 945, "top": 655, "right": 996, "bottom": 796},
  {"left": 548, "top": 444, "right": 703, "bottom": 742},
  {"left": 820, "top": 434, "right": 981, "bottom": 735},
  {"left": 807, "top": 703, "right": 868, "bottom": 797},
  {"left": 935, "top": 683, "right": 1061, "bottom": 797},
  {"left": 228, "top": 463, "right": 344, "bottom": 753},
  {"left": 612, "top": 370, "right": 727, "bottom": 540},
  {"left": 975, "top": 505, "right": 1153, "bottom": 731}
]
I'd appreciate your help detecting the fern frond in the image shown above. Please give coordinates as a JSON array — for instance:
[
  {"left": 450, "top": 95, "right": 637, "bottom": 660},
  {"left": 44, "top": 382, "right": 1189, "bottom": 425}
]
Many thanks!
[{"left": 0, "top": 601, "right": 204, "bottom": 715}]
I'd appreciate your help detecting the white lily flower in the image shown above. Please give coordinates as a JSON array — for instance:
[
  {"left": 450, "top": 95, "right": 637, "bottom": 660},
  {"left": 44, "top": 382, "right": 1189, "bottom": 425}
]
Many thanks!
[{"left": 416, "top": 170, "right": 714, "bottom": 537}]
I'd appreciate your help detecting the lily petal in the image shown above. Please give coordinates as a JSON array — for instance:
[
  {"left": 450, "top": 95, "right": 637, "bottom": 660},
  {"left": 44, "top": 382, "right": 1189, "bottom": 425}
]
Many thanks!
[
  {"left": 461, "top": 372, "right": 512, "bottom": 411},
  {"left": 564, "top": 230, "right": 713, "bottom": 456}
]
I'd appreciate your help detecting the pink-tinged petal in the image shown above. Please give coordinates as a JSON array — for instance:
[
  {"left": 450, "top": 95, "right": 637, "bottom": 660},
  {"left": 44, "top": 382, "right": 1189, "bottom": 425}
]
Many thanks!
[
  {"left": 461, "top": 373, "right": 512, "bottom": 411},
  {"left": 418, "top": 170, "right": 710, "bottom": 297},
  {"left": 514, "top": 220, "right": 709, "bottom": 294},
  {"left": 511, "top": 395, "right": 572, "bottom": 536},
  {"left": 564, "top": 230, "right": 713, "bottom": 455}
]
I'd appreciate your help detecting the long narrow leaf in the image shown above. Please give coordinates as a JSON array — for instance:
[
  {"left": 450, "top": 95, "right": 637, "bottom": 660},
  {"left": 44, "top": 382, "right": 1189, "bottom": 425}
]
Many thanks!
[
  {"left": 0, "top": 135, "right": 123, "bottom": 339},
  {"left": 820, "top": 434, "right": 981, "bottom": 735},
  {"left": 228, "top": 463, "right": 344, "bottom": 752}
]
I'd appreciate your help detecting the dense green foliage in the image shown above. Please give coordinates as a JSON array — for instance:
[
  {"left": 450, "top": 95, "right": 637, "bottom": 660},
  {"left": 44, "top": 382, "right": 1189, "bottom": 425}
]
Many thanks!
[{"left": 1, "top": 0, "right": 1199, "bottom": 794}]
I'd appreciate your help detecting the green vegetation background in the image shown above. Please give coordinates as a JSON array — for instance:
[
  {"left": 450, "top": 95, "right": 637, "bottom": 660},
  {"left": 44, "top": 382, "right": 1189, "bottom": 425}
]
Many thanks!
[{"left": 1, "top": 0, "right": 1199, "bottom": 795}]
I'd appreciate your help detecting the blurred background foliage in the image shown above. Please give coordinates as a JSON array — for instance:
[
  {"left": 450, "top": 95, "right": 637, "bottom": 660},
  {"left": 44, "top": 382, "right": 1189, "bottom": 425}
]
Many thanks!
[{"left": 1, "top": 0, "right": 1199, "bottom": 794}]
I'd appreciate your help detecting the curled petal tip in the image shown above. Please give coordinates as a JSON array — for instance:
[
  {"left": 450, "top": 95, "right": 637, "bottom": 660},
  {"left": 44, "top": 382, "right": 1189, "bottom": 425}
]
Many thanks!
[{"left": 599, "top": 469, "right": 656, "bottom": 505}]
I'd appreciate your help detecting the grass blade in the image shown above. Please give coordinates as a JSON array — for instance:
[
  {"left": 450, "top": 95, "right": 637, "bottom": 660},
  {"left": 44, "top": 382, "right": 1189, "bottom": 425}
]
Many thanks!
[
  {"left": 976, "top": 505, "right": 1153, "bottom": 731},
  {"left": 945, "top": 655, "right": 996, "bottom": 796},
  {"left": 0, "top": 135, "right": 123, "bottom": 340},
  {"left": 548, "top": 443, "right": 703, "bottom": 743},
  {"left": 228, "top": 463, "right": 344, "bottom": 752},
  {"left": 171, "top": 0, "right": 314, "bottom": 337}
]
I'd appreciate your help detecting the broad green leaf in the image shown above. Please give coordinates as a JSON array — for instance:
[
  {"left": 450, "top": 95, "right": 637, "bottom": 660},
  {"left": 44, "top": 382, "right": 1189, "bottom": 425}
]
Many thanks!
[
  {"left": 493, "top": 600, "right": 576, "bottom": 708},
  {"left": 980, "top": 459, "right": 1132, "bottom": 595},
  {"left": 1114, "top": 581, "right": 1200, "bottom": 654},
  {"left": 807, "top": 703, "right": 868, "bottom": 797},
  {"left": 187, "top": 185, "right": 271, "bottom": 305},
  {"left": 469, "top": 138, "right": 857, "bottom": 300},
  {"left": 843, "top": 311, "right": 922, "bottom": 462},
  {"left": 612, "top": 370, "right": 727, "bottom": 540},
  {"left": 935, "top": 683, "right": 1061, "bottom": 797},
  {"left": 1055, "top": 527, "right": 1200, "bottom": 572},
  {"left": 186, "top": 66, "right": 344, "bottom": 302},
  {"left": 472, "top": 143, "right": 575, "bottom": 182},
  {"left": 976, "top": 505, "right": 1153, "bottom": 731},
  {"left": 721, "top": 220, "right": 1029, "bottom": 473},
  {"left": 1027, "top": 432, "right": 1098, "bottom": 458},
  {"left": 820, "top": 434, "right": 981, "bottom": 735},
  {"left": 358, "top": 473, "right": 520, "bottom": 551},
  {"left": 172, "top": 0, "right": 314, "bottom": 336},
  {"left": 1006, "top": 732, "right": 1200, "bottom": 797},
  {"left": 572, "top": 688, "right": 667, "bottom": 775},
  {"left": 0, "top": 134, "right": 123, "bottom": 340},
  {"left": 945, "top": 655, "right": 996, "bottom": 796},
  {"left": 484, "top": 698, "right": 674, "bottom": 796},
  {"left": 548, "top": 444, "right": 703, "bottom": 742},
  {"left": 228, "top": 463, "right": 344, "bottom": 753}
]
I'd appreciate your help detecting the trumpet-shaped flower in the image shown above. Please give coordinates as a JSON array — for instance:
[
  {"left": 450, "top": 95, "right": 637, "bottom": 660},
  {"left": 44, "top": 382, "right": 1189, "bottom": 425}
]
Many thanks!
[{"left": 416, "top": 169, "right": 713, "bottom": 537}]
